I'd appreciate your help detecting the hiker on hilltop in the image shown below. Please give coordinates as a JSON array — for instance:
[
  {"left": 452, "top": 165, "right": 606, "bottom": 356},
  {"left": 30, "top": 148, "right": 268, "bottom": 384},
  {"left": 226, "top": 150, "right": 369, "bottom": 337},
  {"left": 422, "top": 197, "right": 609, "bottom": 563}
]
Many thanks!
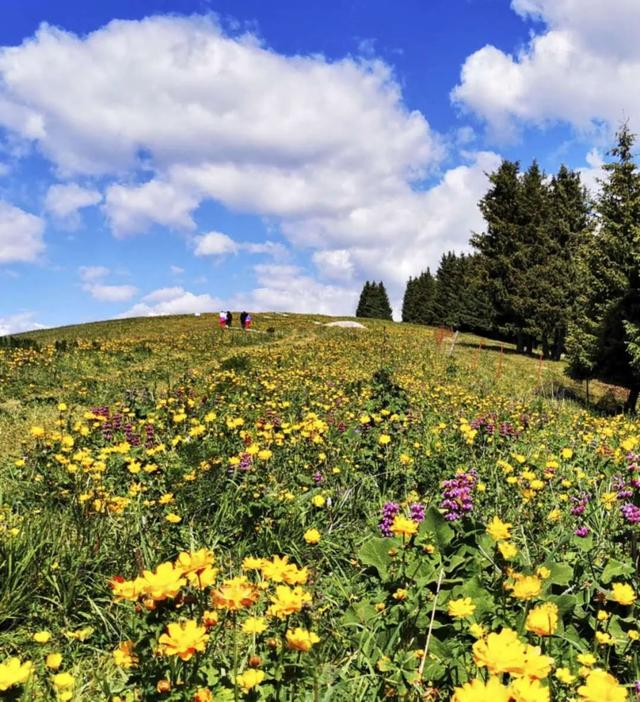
[
  {"left": 219, "top": 311, "right": 227, "bottom": 330},
  {"left": 240, "top": 311, "right": 247, "bottom": 329},
  {"left": 225, "top": 311, "right": 233, "bottom": 328}
]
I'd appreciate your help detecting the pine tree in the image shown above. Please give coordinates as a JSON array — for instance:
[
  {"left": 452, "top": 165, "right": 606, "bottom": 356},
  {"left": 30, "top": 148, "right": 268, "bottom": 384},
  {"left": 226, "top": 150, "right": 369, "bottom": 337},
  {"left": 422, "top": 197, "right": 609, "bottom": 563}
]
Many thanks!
[
  {"left": 473, "top": 160, "right": 527, "bottom": 347},
  {"left": 402, "top": 270, "right": 437, "bottom": 324},
  {"left": 356, "top": 280, "right": 393, "bottom": 320},
  {"left": 402, "top": 277, "right": 417, "bottom": 322},
  {"left": 356, "top": 281, "right": 373, "bottom": 318},
  {"left": 566, "top": 123, "right": 640, "bottom": 411},
  {"left": 375, "top": 281, "right": 393, "bottom": 320}
]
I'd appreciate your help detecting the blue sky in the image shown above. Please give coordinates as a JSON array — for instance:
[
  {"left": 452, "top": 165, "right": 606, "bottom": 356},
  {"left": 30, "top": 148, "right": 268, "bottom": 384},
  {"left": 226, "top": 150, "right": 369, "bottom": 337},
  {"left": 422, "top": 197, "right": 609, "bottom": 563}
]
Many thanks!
[{"left": 0, "top": 0, "right": 635, "bottom": 332}]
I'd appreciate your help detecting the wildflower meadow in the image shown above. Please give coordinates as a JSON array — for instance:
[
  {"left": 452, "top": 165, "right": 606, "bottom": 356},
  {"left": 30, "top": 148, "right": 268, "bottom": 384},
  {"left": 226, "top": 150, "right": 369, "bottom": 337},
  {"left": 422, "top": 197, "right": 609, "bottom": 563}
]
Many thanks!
[{"left": 0, "top": 312, "right": 638, "bottom": 701}]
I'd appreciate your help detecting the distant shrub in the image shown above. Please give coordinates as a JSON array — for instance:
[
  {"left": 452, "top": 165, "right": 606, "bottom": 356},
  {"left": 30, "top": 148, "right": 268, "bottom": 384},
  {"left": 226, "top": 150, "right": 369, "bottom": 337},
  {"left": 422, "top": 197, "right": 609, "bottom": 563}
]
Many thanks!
[{"left": 220, "top": 354, "right": 251, "bottom": 372}]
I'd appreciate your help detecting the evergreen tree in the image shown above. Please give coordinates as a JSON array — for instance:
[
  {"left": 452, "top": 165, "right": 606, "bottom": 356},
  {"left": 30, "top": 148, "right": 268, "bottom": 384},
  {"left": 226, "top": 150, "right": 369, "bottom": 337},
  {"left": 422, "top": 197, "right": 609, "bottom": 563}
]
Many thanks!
[
  {"left": 535, "top": 166, "right": 592, "bottom": 359},
  {"left": 434, "top": 252, "right": 467, "bottom": 328},
  {"left": 356, "top": 280, "right": 393, "bottom": 320},
  {"left": 374, "top": 281, "right": 393, "bottom": 320},
  {"left": 473, "top": 160, "right": 527, "bottom": 347},
  {"left": 402, "top": 270, "right": 437, "bottom": 324},
  {"left": 356, "top": 281, "right": 373, "bottom": 318},
  {"left": 566, "top": 123, "right": 640, "bottom": 411}
]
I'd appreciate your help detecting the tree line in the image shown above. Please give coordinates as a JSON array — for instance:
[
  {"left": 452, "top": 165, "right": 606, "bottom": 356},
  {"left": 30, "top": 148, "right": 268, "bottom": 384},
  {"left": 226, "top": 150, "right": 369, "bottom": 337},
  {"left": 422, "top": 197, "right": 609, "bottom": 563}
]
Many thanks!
[{"left": 355, "top": 124, "right": 640, "bottom": 411}]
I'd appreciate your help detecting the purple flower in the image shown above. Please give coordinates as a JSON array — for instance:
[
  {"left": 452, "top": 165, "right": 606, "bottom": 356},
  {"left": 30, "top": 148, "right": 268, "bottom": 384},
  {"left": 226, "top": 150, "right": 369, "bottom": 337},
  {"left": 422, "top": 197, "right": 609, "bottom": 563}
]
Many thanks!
[
  {"left": 379, "top": 502, "right": 400, "bottom": 536},
  {"left": 575, "top": 525, "right": 590, "bottom": 537},
  {"left": 440, "top": 469, "right": 477, "bottom": 521}
]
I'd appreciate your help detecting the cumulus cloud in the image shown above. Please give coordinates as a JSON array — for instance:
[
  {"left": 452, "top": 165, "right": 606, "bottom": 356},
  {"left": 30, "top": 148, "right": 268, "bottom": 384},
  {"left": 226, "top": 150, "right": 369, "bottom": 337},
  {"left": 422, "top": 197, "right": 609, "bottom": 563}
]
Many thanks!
[
  {"left": 194, "top": 231, "right": 239, "bottom": 257},
  {"left": 0, "top": 200, "right": 45, "bottom": 263},
  {"left": 121, "top": 286, "right": 222, "bottom": 317},
  {"left": 0, "top": 311, "right": 46, "bottom": 336},
  {"left": 45, "top": 183, "right": 102, "bottom": 222},
  {"left": 0, "top": 14, "right": 501, "bottom": 311},
  {"left": 231, "top": 264, "right": 358, "bottom": 316},
  {"left": 452, "top": 0, "right": 640, "bottom": 138},
  {"left": 78, "top": 265, "right": 137, "bottom": 301},
  {"left": 194, "top": 231, "right": 289, "bottom": 261}
]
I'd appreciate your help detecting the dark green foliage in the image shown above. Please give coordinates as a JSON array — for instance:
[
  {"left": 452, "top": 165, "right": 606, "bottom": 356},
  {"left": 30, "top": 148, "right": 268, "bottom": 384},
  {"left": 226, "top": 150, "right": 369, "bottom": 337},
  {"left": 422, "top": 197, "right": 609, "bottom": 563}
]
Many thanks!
[
  {"left": 402, "top": 269, "right": 437, "bottom": 324},
  {"left": 356, "top": 281, "right": 393, "bottom": 320},
  {"left": 566, "top": 123, "right": 640, "bottom": 410}
]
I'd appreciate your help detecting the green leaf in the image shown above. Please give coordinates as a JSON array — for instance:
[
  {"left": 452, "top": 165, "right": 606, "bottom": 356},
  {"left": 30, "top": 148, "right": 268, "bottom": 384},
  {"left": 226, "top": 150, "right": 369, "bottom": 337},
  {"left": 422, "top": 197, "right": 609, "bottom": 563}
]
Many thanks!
[
  {"left": 358, "top": 537, "right": 395, "bottom": 580},
  {"left": 601, "top": 558, "right": 634, "bottom": 584},
  {"left": 420, "top": 506, "right": 455, "bottom": 550},
  {"left": 543, "top": 561, "right": 574, "bottom": 586}
]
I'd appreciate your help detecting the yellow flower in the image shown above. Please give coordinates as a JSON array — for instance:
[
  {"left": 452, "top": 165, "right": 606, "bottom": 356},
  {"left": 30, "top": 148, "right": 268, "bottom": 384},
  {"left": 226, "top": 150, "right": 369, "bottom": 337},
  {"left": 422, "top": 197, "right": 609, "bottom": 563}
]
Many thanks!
[
  {"left": 486, "top": 516, "right": 512, "bottom": 541},
  {"left": 577, "top": 653, "right": 596, "bottom": 667},
  {"left": 473, "top": 628, "right": 526, "bottom": 675},
  {"left": 158, "top": 620, "right": 209, "bottom": 660},
  {"left": 511, "top": 575, "right": 542, "bottom": 601},
  {"left": 448, "top": 597, "right": 476, "bottom": 619},
  {"left": 258, "top": 449, "right": 272, "bottom": 460},
  {"left": 212, "top": 577, "right": 259, "bottom": 611},
  {"left": 555, "top": 667, "right": 576, "bottom": 684},
  {"left": 498, "top": 541, "right": 518, "bottom": 560},
  {"left": 561, "top": 448, "right": 573, "bottom": 459},
  {"left": 45, "top": 653, "right": 63, "bottom": 670},
  {"left": 577, "top": 669, "right": 627, "bottom": 702},
  {"left": 303, "top": 528, "right": 321, "bottom": 545},
  {"left": 165, "top": 512, "right": 182, "bottom": 523},
  {"left": 51, "top": 672, "right": 75, "bottom": 701},
  {"left": 242, "top": 556, "right": 264, "bottom": 571},
  {"left": 312, "top": 495, "right": 325, "bottom": 508},
  {"left": 236, "top": 668, "right": 265, "bottom": 692},
  {"left": 138, "top": 562, "right": 186, "bottom": 601},
  {"left": 33, "top": 630, "right": 52, "bottom": 643},
  {"left": 452, "top": 676, "right": 511, "bottom": 702},
  {"left": 390, "top": 514, "right": 418, "bottom": 539},
  {"left": 268, "top": 585, "right": 312, "bottom": 618},
  {"left": 242, "top": 617, "right": 268, "bottom": 635},
  {"left": 0, "top": 658, "right": 33, "bottom": 691},
  {"left": 595, "top": 631, "right": 614, "bottom": 645},
  {"left": 113, "top": 640, "right": 138, "bottom": 669},
  {"left": 285, "top": 627, "right": 320, "bottom": 652},
  {"left": 525, "top": 602, "right": 558, "bottom": 636},
  {"left": 609, "top": 582, "right": 636, "bottom": 606},
  {"left": 469, "top": 623, "right": 485, "bottom": 638},
  {"left": 597, "top": 610, "right": 610, "bottom": 622},
  {"left": 393, "top": 588, "right": 408, "bottom": 601},
  {"left": 378, "top": 434, "right": 391, "bottom": 445},
  {"left": 194, "top": 688, "right": 214, "bottom": 702},
  {"left": 509, "top": 677, "right": 550, "bottom": 702}
]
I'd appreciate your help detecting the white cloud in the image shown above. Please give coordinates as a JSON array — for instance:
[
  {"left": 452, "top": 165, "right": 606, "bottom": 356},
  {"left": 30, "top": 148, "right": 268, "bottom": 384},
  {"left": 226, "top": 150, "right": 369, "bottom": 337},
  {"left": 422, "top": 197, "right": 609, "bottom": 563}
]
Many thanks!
[
  {"left": 0, "top": 200, "right": 45, "bottom": 263},
  {"left": 45, "top": 183, "right": 102, "bottom": 220},
  {"left": 0, "top": 311, "right": 46, "bottom": 335},
  {"left": 85, "top": 283, "right": 137, "bottom": 302},
  {"left": 104, "top": 180, "right": 199, "bottom": 237},
  {"left": 122, "top": 286, "right": 222, "bottom": 317},
  {"left": 312, "top": 249, "right": 355, "bottom": 281},
  {"left": 79, "top": 265, "right": 109, "bottom": 281},
  {"left": 452, "top": 0, "right": 640, "bottom": 138},
  {"left": 193, "top": 231, "right": 239, "bottom": 257},
  {"left": 0, "top": 14, "right": 502, "bottom": 314},
  {"left": 78, "top": 265, "right": 136, "bottom": 301},
  {"left": 0, "top": 312, "right": 43, "bottom": 335},
  {"left": 170, "top": 265, "right": 184, "bottom": 275},
  {"left": 231, "top": 264, "right": 358, "bottom": 316}
]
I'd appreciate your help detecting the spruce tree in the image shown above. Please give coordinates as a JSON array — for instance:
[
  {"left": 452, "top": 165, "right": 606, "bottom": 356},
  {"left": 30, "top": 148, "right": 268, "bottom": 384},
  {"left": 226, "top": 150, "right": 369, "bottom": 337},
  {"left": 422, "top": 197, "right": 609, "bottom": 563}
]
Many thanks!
[
  {"left": 402, "top": 277, "right": 417, "bottom": 322},
  {"left": 356, "top": 281, "right": 373, "bottom": 318},
  {"left": 473, "top": 160, "right": 526, "bottom": 347},
  {"left": 402, "top": 270, "right": 437, "bottom": 324},
  {"left": 566, "top": 123, "right": 640, "bottom": 411},
  {"left": 375, "top": 281, "right": 393, "bottom": 320}
]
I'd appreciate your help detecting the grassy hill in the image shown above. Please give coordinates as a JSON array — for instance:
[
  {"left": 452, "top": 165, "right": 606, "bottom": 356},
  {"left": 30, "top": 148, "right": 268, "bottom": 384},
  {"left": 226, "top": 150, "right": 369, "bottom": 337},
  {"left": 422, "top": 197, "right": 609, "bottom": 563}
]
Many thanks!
[{"left": 0, "top": 313, "right": 637, "bottom": 700}]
